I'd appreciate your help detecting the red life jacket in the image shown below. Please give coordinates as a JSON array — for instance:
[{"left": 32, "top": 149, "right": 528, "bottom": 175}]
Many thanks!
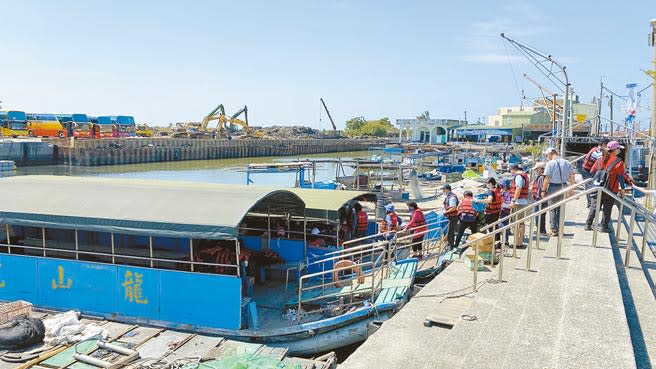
[
  {"left": 356, "top": 211, "right": 368, "bottom": 232},
  {"left": 582, "top": 147, "right": 602, "bottom": 172},
  {"left": 443, "top": 193, "right": 459, "bottom": 217},
  {"left": 410, "top": 209, "right": 427, "bottom": 235},
  {"left": 380, "top": 212, "right": 398, "bottom": 233},
  {"left": 485, "top": 187, "right": 502, "bottom": 215},
  {"left": 458, "top": 197, "right": 478, "bottom": 221},
  {"left": 510, "top": 173, "right": 530, "bottom": 199}
]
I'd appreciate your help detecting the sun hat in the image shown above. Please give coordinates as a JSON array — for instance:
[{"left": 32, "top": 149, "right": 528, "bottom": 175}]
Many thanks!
[{"left": 607, "top": 140, "right": 624, "bottom": 150}]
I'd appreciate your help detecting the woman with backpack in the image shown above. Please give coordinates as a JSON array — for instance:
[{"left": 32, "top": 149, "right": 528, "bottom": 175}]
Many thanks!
[{"left": 585, "top": 141, "right": 626, "bottom": 232}]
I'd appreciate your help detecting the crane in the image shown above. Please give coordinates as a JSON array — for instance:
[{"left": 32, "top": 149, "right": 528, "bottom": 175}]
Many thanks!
[
  {"left": 197, "top": 104, "right": 251, "bottom": 138},
  {"left": 320, "top": 98, "right": 340, "bottom": 138}
]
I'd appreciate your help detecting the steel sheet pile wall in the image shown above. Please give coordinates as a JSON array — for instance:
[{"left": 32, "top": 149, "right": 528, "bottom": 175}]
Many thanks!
[{"left": 52, "top": 138, "right": 377, "bottom": 166}]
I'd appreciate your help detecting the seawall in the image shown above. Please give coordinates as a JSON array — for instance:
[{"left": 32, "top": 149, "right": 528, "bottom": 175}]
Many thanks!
[{"left": 1, "top": 138, "right": 382, "bottom": 166}]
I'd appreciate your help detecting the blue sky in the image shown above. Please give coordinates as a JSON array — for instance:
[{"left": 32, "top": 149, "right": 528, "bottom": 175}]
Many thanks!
[{"left": 1, "top": 0, "right": 654, "bottom": 129}]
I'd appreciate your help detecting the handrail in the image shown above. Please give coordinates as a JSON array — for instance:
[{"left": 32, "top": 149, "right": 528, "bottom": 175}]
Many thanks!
[{"left": 479, "top": 178, "right": 593, "bottom": 233}]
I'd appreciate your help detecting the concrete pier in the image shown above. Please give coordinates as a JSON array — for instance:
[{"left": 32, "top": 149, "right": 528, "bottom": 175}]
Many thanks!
[
  {"left": 0, "top": 138, "right": 382, "bottom": 166},
  {"left": 341, "top": 197, "right": 655, "bottom": 369}
]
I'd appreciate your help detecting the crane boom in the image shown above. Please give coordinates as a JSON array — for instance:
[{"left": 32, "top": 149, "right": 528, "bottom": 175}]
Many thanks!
[{"left": 320, "top": 98, "right": 337, "bottom": 132}]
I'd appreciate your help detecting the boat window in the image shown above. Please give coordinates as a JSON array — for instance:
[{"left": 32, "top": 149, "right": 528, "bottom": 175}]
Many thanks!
[
  {"left": 114, "top": 234, "right": 150, "bottom": 267},
  {"left": 9, "top": 225, "right": 43, "bottom": 256},
  {"left": 77, "top": 230, "right": 113, "bottom": 263},
  {"left": 152, "top": 236, "right": 191, "bottom": 271},
  {"left": 44, "top": 228, "right": 76, "bottom": 260},
  {"left": 192, "top": 239, "right": 237, "bottom": 275}
]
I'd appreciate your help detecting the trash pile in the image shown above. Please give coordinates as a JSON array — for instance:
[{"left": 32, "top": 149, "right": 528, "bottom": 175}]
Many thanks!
[
  {"left": 43, "top": 311, "right": 107, "bottom": 345},
  {"left": 258, "top": 126, "right": 319, "bottom": 138}
]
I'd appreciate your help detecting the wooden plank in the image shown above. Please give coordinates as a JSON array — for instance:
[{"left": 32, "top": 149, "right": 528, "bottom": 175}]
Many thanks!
[
  {"left": 168, "top": 335, "right": 224, "bottom": 359},
  {"left": 211, "top": 339, "right": 263, "bottom": 359},
  {"left": 114, "top": 326, "right": 163, "bottom": 347},
  {"left": 282, "top": 357, "right": 317, "bottom": 369},
  {"left": 101, "top": 322, "right": 137, "bottom": 341},
  {"left": 135, "top": 331, "right": 192, "bottom": 359},
  {"left": 254, "top": 346, "right": 288, "bottom": 361}
]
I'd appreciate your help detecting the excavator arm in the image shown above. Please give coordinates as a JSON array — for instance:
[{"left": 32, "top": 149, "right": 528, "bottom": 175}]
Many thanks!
[{"left": 200, "top": 104, "right": 226, "bottom": 131}]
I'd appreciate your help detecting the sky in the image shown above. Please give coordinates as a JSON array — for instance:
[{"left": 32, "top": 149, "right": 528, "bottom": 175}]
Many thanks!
[{"left": 1, "top": 0, "right": 655, "bottom": 129}]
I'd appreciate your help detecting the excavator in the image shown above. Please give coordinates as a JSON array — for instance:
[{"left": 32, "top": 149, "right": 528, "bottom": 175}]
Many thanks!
[{"left": 200, "top": 104, "right": 252, "bottom": 138}]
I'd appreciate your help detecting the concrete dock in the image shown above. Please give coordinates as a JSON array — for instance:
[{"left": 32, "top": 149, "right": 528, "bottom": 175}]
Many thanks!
[{"left": 341, "top": 197, "right": 656, "bottom": 369}]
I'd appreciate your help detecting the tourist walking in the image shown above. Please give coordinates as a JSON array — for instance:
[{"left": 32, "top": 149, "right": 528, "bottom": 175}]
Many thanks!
[
  {"left": 581, "top": 139, "right": 609, "bottom": 207},
  {"left": 585, "top": 141, "right": 626, "bottom": 232},
  {"left": 454, "top": 191, "right": 479, "bottom": 249},
  {"left": 541, "top": 148, "right": 572, "bottom": 236},
  {"left": 531, "top": 162, "right": 547, "bottom": 234},
  {"left": 509, "top": 164, "right": 530, "bottom": 247},
  {"left": 441, "top": 184, "right": 459, "bottom": 250},
  {"left": 404, "top": 201, "right": 427, "bottom": 259}
]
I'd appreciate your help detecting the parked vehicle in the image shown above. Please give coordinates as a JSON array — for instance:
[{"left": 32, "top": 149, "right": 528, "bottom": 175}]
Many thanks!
[{"left": 26, "top": 114, "right": 67, "bottom": 138}]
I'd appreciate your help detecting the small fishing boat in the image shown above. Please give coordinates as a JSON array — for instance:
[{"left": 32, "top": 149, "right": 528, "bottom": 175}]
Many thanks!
[{"left": 0, "top": 176, "right": 417, "bottom": 355}]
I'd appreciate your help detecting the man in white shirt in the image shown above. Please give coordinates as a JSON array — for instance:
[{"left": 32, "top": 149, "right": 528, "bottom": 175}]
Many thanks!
[{"left": 541, "top": 147, "right": 572, "bottom": 236}]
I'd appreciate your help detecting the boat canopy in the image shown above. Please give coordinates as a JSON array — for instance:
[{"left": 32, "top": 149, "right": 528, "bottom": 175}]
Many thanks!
[
  {"left": 0, "top": 176, "right": 305, "bottom": 239},
  {"left": 288, "top": 188, "right": 377, "bottom": 219}
]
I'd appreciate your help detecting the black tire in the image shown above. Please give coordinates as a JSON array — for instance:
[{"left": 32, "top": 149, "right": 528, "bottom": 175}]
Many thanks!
[
  {"left": 28, "top": 131, "right": 35, "bottom": 137},
  {"left": 58, "top": 131, "right": 65, "bottom": 138}
]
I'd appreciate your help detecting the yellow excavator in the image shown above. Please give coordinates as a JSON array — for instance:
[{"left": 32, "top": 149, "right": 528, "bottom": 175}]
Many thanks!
[{"left": 200, "top": 104, "right": 253, "bottom": 138}]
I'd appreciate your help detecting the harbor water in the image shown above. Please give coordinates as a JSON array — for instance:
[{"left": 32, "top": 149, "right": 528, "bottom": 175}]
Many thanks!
[{"left": 14, "top": 151, "right": 366, "bottom": 187}]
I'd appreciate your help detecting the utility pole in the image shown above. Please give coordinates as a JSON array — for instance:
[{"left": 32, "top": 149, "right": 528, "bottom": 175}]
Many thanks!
[
  {"left": 464, "top": 110, "right": 468, "bottom": 124},
  {"left": 609, "top": 94, "right": 614, "bottom": 136},
  {"left": 552, "top": 94, "right": 558, "bottom": 146},
  {"left": 597, "top": 79, "right": 603, "bottom": 135},
  {"left": 648, "top": 19, "right": 656, "bottom": 199}
]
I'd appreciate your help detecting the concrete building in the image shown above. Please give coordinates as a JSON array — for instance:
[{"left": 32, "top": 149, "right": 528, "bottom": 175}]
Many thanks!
[{"left": 396, "top": 118, "right": 465, "bottom": 144}]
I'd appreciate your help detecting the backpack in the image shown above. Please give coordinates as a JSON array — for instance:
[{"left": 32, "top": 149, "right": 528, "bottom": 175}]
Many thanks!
[{"left": 592, "top": 158, "right": 621, "bottom": 188}]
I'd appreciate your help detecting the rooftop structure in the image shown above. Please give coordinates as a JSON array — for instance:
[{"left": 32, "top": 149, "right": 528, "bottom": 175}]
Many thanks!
[{"left": 396, "top": 118, "right": 466, "bottom": 144}]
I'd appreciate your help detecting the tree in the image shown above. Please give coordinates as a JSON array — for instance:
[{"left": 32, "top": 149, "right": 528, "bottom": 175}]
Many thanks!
[
  {"left": 344, "top": 116, "right": 397, "bottom": 137},
  {"left": 345, "top": 117, "right": 366, "bottom": 133}
]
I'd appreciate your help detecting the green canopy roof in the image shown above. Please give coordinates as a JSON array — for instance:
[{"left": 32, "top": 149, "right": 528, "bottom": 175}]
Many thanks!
[
  {"left": 287, "top": 188, "right": 377, "bottom": 219},
  {"left": 0, "top": 176, "right": 304, "bottom": 239}
]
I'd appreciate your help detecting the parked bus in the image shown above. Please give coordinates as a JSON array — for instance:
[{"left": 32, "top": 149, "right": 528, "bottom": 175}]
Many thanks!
[
  {"left": 0, "top": 110, "right": 29, "bottom": 137},
  {"left": 114, "top": 115, "right": 136, "bottom": 137},
  {"left": 56, "top": 114, "right": 95, "bottom": 138},
  {"left": 26, "top": 113, "right": 67, "bottom": 138},
  {"left": 95, "top": 116, "right": 117, "bottom": 138}
]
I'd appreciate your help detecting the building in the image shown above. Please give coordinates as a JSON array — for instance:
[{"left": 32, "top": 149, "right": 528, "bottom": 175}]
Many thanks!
[
  {"left": 396, "top": 118, "right": 465, "bottom": 144},
  {"left": 487, "top": 97, "right": 597, "bottom": 140}
]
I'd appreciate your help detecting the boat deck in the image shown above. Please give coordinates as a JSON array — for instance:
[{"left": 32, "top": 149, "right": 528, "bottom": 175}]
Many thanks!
[{"left": 0, "top": 311, "right": 336, "bottom": 369}]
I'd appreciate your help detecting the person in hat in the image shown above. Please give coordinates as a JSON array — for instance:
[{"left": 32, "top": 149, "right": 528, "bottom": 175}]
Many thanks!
[
  {"left": 585, "top": 141, "right": 626, "bottom": 232},
  {"left": 509, "top": 164, "right": 530, "bottom": 247},
  {"left": 542, "top": 147, "right": 572, "bottom": 236},
  {"left": 379, "top": 203, "right": 400, "bottom": 239},
  {"left": 531, "top": 162, "right": 548, "bottom": 235},
  {"left": 581, "top": 139, "right": 610, "bottom": 207},
  {"left": 441, "top": 183, "right": 459, "bottom": 250},
  {"left": 308, "top": 227, "right": 326, "bottom": 247}
]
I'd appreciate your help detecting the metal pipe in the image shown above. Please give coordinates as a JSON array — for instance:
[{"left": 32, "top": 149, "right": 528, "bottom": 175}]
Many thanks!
[
  {"left": 640, "top": 221, "right": 649, "bottom": 261},
  {"left": 42, "top": 227, "right": 46, "bottom": 257},
  {"left": 616, "top": 201, "right": 625, "bottom": 239},
  {"left": 592, "top": 188, "right": 602, "bottom": 246},
  {"left": 6, "top": 224, "right": 10, "bottom": 254},
  {"left": 526, "top": 217, "right": 533, "bottom": 271},
  {"left": 557, "top": 202, "right": 565, "bottom": 259},
  {"left": 499, "top": 229, "right": 507, "bottom": 282},
  {"left": 473, "top": 238, "right": 479, "bottom": 291},
  {"left": 72, "top": 353, "right": 111, "bottom": 368},
  {"left": 149, "top": 236, "right": 154, "bottom": 268},
  {"left": 74, "top": 229, "right": 78, "bottom": 260},
  {"left": 624, "top": 209, "right": 636, "bottom": 267},
  {"left": 97, "top": 340, "right": 137, "bottom": 356},
  {"left": 536, "top": 207, "right": 542, "bottom": 250},
  {"left": 111, "top": 233, "right": 115, "bottom": 264},
  {"left": 188, "top": 238, "right": 193, "bottom": 272}
]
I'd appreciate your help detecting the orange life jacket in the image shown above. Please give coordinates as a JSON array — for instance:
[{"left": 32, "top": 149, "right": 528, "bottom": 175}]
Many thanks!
[
  {"left": 380, "top": 212, "right": 398, "bottom": 233},
  {"left": 458, "top": 197, "right": 478, "bottom": 221},
  {"left": 356, "top": 211, "right": 368, "bottom": 232},
  {"left": 510, "top": 173, "right": 530, "bottom": 199},
  {"left": 582, "top": 147, "right": 602, "bottom": 172},
  {"left": 485, "top": 187, "right": 502, "bottom": 215}
]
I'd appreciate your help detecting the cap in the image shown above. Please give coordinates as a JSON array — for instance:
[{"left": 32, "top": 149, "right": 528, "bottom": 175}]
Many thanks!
[
  {"left": 510, "top": 164, "right": 522, "bottom": 171},
  {"left": 441, "top": 184, "right": 452, "bottom": 190},
  {"left": 384, "top": 203, "right": 395, "bottom": 212},
  {"left": 311, "top": 227, "right": 320, "bottom": 235},
  {"left": 500, "top": 179, "right": 512, "bottom": 189},
  {"left": 544, "top": 147, "right": 557, "bottom": 155},
  {"left": 532, "top": 162, "right": 545, "bottom": 170},
  {"left": 607, "top": 140, "right": 624, "bottom": 150},
  {"left": 600, "top": 138, "right": 610, "bottom": 145}
]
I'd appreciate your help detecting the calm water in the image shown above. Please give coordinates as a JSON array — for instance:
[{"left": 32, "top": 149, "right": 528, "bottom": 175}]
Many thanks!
[{"left": 15, "top": 151, "right": 368, "bottom": 187}]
